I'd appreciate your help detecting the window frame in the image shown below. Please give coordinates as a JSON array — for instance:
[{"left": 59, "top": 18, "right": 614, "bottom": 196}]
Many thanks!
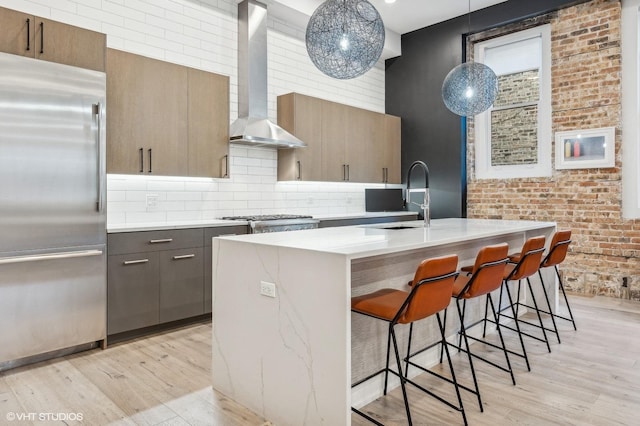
[
  {"left": 473, "top": 24, "right": 552, "bottom": 180},
  {"left": 621, "top": 0, "right": 640, "bottom": 219}
]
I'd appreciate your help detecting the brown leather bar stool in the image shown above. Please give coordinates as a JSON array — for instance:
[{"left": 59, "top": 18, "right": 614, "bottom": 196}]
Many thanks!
[
  {"left": 507, "top": 230, "right": 576, "bottom": 343},
  {"left": 440, "top": 243, "right": 512, "bottom": 413},
  {"left": 484, "top": 235, "right": 548, "bottom": 371},
  {"left": 351, "top": 254, "right": 466, "bottom": 426}
]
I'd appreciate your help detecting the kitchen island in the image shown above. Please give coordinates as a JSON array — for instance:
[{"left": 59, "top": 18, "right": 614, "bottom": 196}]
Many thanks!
[{"left": 212, "top": 218, "right": 556, "bottom": 425}]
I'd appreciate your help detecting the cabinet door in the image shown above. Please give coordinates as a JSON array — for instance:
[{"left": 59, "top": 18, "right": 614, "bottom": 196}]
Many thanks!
[
  {"left": 321, "top": 100, "right": 347, "bottom": 182},
  {"left": 188, "top": 68, "right": 229, "bottom": 178},
  {"left": 107, "top": 49, "right": 188, "bottom": 176},
  {"left": 35, "top": 18, "right": 105, "bottom": 71},
  {"left": 277, "top": 93, "right": 323, "bottom": 181},
  {"left": 106, "top": 49, "right": 148, "bottom": 174},
  {"left": 107, "top": 252, "right": 160, "bottom": 335},
  {"left": 159, "top": 247, "right": 204, "bottom": 323},
  {"left": 346, "top": 107, "right": 379, "bottom": 183},
  {"left": 384, "top": 115, "right": 401, "bottom": 184},
  {"left": 145, "top": 58, "right": 188, "bottom": 176},
  {"left": 0, "top": 7, "right": 34, "bottom": 58}
]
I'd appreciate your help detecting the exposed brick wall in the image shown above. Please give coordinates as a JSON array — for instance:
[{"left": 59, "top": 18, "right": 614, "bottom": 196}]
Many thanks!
[{"left": 468, "top": 0, "right": 640, "bottom": 300}]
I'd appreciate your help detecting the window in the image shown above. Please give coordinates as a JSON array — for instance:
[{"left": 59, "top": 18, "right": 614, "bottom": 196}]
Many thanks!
[
  {"left": 621, "top": 0, "right": 640, "bottom": 218},
  {"left": 473, "top": 25, "right": 552, "bottom": 179}
]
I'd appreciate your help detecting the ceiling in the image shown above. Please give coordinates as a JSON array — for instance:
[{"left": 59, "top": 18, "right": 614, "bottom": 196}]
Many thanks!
[{"left": 266, "top": 0, "right": 509, "bottom": 35}]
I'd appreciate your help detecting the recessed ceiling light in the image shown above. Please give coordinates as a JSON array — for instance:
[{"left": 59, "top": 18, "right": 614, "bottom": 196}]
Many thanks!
[{"left": 385, "top": 0, "right": 396, "bottom": 4}]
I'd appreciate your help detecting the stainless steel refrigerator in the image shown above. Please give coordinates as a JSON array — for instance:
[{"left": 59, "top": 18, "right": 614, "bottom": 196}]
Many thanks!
[{"left": 0, "top": 52, "right": 106, "bottom": 367}]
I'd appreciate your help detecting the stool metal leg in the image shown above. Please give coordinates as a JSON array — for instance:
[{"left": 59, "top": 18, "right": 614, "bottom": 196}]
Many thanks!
[
  {"left": 538, "top": 269, "right": 561, "bottom": 343},
  {"left": 556, "top": 266, "right": 578, "bottom": 330},
  {"left": 526, "top": 277, "right": 551, "bottom": 353},
  {"left": 436, "top": 312, "right": 468, "bottom": 426},
  {"left": 390, "top": 324, "right": 412, "bottom": 425},
  {"left": 503, "top": 280, "right": 531, "bottom": 371},
  {"left": 383, "top": 327, "right": 392, "bottom": 395},
  {"left": 487, "top": 291, "right": 516, "bottom": 385},
  {"left": 456, "top": 298, "right": 484, "bottom": 412}
]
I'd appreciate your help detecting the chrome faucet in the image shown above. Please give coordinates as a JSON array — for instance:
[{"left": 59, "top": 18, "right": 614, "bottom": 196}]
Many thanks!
[{"left": 404, "top": 160, "right": 430, "bottom": 227}]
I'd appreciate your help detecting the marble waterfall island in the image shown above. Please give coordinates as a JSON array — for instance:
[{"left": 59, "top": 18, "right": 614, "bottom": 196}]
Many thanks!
[{"left": 211, "top": 218, "right": 557, "bottom": 425}]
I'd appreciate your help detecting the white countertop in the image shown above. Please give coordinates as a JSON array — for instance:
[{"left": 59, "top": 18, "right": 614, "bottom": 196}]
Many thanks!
[
  {"left": 215, "top": 218, "right": 556, "bottom": 259},
  {"left": 106, "top": 211, "right": 416, "bottom": 233},
  {"left": 107, "top": 219, "right": 249, "bottom": 233}
]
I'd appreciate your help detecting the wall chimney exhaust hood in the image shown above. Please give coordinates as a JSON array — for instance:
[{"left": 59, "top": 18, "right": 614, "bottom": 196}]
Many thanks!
[{"left": 229, "top": 0, "right": 305, "bottom": 148}]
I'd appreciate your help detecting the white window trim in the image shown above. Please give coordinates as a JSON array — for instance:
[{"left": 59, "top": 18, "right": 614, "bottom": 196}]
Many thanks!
[
  {"left": 621, "top": 0, "right": 640, "bottom": 219},
  {"left": 473, "top": 24, "right": 552, "bottom": 180}
]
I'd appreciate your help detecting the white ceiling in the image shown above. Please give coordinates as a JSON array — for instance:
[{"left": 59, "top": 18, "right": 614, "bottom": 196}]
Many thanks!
[{"left": 268, "top": 0, "right": 509, "bottom": 35}]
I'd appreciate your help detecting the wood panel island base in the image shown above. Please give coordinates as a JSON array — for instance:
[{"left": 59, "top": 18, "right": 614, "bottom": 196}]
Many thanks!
[{"left": 212, "top": 219, "right": 556, "bottom": 425}]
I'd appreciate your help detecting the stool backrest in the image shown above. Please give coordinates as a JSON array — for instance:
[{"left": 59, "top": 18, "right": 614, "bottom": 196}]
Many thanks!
[
  {"left": 464, "top": 243, "right": 509, "bottom": 298},
  {"left": 508, "top": 235, "right": 546, "bottom": 281},
  {"left": 402, "top": 254, "right": 458, "bottom": 324},
  {"left": 541, "top": 230, "right": 572, "bottom": 268}
]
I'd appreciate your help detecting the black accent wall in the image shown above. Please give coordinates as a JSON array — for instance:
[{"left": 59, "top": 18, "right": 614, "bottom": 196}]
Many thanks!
[{"left": 385, "top": 0, "right": 587, "bottom": 219}]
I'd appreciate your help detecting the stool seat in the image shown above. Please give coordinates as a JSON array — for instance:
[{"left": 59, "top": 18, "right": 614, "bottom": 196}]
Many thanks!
[
  {"left": 352, "top": 289, "right": 409, "bottom": 322},
  {"left": 508, "top": 253, "right": 521, "bottom": 263},
  {"left": 452, "top": 275, "right": 470, "bottom": 298}
]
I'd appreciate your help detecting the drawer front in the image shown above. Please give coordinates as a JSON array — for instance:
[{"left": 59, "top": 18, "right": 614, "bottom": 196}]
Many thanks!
[
  {"left": 108, "top": 228, "right": 204, "bottom": 255},
  {"left": 159, "top": 247, "right": 204, "bottom": 323},
  {"left": 204, "top": 225, "right": 248, "bottom": 247}
]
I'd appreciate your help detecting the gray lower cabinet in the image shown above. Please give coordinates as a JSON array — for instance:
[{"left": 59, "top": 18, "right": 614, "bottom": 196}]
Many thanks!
[
  {"left": 107, "top": 225, "right": 248, "bottom": 336},
  {"left": 107, "top": 252, "right": 160, "bottom": 335},
  {"left": 160, "top": 247, "right": 204, "bottom": 323}
]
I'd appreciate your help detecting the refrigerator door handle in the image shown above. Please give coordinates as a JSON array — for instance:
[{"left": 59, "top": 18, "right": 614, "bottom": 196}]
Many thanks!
[
  {"left": 94, "top": 103, "right": 103, "bottom": 212},
  {"left": 0, "top": 249, "right": 103, "bottom": 265}
]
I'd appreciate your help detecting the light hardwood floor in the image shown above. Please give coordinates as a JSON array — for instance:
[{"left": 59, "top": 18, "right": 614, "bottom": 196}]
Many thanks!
[{"left": 0, "top": 295, "right": 638, "bottom": 425}]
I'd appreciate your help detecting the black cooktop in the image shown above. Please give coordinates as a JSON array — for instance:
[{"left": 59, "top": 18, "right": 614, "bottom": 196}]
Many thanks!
[{"left": 222, "top": 214, "right": 313, "bottom": 221}]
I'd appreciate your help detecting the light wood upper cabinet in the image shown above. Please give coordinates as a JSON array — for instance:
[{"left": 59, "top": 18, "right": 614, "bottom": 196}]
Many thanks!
[
  {"left": 0, "top": 7, "right": 34, "bottom": 58},
  {"left": 188, "top": 68, "right": 229, "bottom": 178},
  {"left": 321, "top": 100, "right": 347, "bottom": 182},
  {"left": 383, "top": 115, "right": 401, "bottom": 184},
  {"left": 278, "top": 93, "right": 324, "bottom": 181},
  {"left": 0, "top": 7, "right": 105, "bottom": 71},
  {"left": 277, "top": 93, "right": 401, "bottom": 183},
  {"left": 107, "top": 49, "right": 229, "bottom": 178},
  {"left": 107, "top": 49, "right": 188, "bottom": 176}
]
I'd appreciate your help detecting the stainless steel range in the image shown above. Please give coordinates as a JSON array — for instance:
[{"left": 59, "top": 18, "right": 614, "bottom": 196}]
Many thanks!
[{"left": 222, "top": 214, "right": 319, "bottom": 233}]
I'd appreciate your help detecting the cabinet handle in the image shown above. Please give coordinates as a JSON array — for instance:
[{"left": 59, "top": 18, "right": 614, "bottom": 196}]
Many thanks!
[
  {"left": 172, "top": 254, "right": 195, "bottom": 260},
  {"left": 139, "top": 148, "right": 144, "bottom": 173},
  {"left": 382, "top": 167, "right": 386, "bottom": 183},
  {"left": 26, "top": 19, "right": 30, "bottom": 51},
  {"left": 346, "top": 164, "right": 350, "bottom": 181},
  {"left": 149, "top": 238, "right": 173, "bottom": 244},
  {"left": 296, "top": 161, "right": 301, "bottom": 180},
  {"left": 342, "top": 164, "right": 346, "bottom": 181},
  {"left": 39, "top": 22, "right": 44, "bottom": 54},
  {"left": 94, "top": 103, "right": 103, "bottom": 212},
  {"left": 148, "top": 148, "right": 152, "bottom": 173},
  {"left": 223, "top": 154, "right": 229, "bottom": 178},
  {"left": 123, "top": 259, "right": 149, "bottom": 265}
]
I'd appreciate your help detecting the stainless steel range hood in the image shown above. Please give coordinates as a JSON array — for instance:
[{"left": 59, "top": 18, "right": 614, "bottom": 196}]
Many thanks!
[{"left": 229, "top": 0, "right": 305, "bottom": 148}]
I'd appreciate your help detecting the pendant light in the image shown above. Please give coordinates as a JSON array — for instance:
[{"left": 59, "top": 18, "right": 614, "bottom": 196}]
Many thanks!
[
  {"left": 442, "top": 0, "right": 499, "bottom": 116},
  {"left": 306, "top": 0, "right": 385, "bottom": 80}
]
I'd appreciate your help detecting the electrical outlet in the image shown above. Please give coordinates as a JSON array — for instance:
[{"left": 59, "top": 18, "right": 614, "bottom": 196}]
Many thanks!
[
  {"left": 260, "top": 281, "right": 276, "bottom": 298},
  {"left": 146, "top": 193, "right": 159, "bottom": 211}
]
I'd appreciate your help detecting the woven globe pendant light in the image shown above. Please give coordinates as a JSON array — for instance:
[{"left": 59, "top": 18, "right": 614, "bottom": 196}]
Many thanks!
[
  {"left": 442, "top": 62, "right": 499, "bottom": 116},
  {"left": 441, "top": 0, "right": 499, "bottom": 116},
  {"left": 306, "top": 0, "right": 385, "bottom": 80}
]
